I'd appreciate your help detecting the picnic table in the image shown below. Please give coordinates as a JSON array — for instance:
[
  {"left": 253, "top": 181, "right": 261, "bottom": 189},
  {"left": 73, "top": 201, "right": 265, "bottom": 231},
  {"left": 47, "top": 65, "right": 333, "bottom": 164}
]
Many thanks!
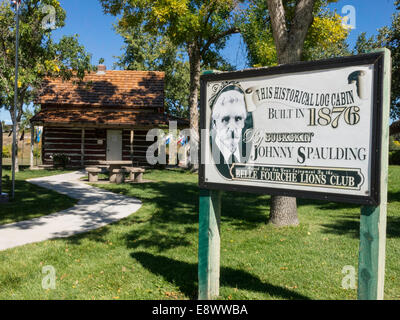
[{"left": 98, "top": 160, "right": 133, "bottom": 183}]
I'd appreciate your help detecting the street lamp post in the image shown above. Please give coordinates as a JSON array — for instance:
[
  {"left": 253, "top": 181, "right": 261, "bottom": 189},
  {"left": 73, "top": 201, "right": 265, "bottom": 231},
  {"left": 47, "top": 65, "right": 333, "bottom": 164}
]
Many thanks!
[{"left": 11, "top": 0, "right": 21, "bottom": 200}]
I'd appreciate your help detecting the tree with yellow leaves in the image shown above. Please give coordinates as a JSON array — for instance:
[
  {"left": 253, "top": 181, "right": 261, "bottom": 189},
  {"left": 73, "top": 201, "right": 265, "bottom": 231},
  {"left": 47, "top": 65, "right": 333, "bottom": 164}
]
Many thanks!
[{"left": 242, "top": 0, "right": 349, "bottom": 67}]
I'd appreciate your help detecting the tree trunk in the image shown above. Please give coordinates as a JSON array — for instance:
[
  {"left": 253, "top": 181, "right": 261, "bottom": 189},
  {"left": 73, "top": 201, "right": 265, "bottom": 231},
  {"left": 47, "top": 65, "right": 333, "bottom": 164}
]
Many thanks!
[
  {"left": 269, "top": 21, "right": 305, "bottom": 226},
  {"left": 269, "top": 195, "right": 299, "bottom": 226},
  {"left": 188, "top": 42, "right": 201, "bottom": 170},
  {"left": 266, "top": 0, "right": 316, "bottom": 227}
]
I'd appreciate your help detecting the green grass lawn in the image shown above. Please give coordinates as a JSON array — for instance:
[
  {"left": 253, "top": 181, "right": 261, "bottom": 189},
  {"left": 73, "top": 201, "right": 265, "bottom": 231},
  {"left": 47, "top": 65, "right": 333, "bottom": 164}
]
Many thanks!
[
  {"left": 0, "top": 167, "right": 399, "bottom": 300},
  {"left": 0, "top": 168, "right": 76, "bottom": 225}
]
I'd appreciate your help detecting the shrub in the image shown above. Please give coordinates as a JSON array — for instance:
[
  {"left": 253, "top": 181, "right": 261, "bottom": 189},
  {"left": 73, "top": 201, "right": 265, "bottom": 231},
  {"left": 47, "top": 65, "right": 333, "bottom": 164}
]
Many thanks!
[
  {"left": 33, "top": 147, "right": 41, "bottom": 158},
  {"left": 2, "top": 145, "right": 12, "bottom": 158},
  {"left": 389, "top": 136, "right": 400, "bottom": 151},
  {"left": 389, "top": 150, "right": 400, "bottom": 165}
]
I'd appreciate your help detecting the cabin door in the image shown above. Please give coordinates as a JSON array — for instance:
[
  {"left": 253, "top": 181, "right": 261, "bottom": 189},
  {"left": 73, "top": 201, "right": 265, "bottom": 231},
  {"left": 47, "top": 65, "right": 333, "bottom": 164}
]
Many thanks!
[{"left": 106, "top": 130, "right": 122, "bottom": 161}]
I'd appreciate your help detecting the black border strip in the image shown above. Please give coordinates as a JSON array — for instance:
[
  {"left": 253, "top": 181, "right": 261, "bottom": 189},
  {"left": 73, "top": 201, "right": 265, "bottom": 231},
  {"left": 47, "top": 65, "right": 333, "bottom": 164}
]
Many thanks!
[{"left": 199, "top": 52, "right": 385, "bottom": 206}]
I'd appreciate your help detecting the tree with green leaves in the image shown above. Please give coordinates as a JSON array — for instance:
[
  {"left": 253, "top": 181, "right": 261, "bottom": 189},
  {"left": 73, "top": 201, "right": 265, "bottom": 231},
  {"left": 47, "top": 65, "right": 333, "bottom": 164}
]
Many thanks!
[
  {"left": 353, "top": 32, "right": 378, "bottom": 55},
  {"left": 380, "top": 0, "right": 400, "bottom": 133},
  {"left": 0, "top": 0, "right": 93, "bottom": 173},
  {"left": 385, "top": 1, "right": 400, "bottom": 123},
  {"left": 114, "top": 24, "right": 191, "bottom": 118},
  {"left": 114, "top": 22, "right": 234, "bottom": 119},
  {"left": 351, "top": 1, "right": 400, "bottom": 135},
  {"left": 100, "top": 0, "right": 243, "bottom": 163}
]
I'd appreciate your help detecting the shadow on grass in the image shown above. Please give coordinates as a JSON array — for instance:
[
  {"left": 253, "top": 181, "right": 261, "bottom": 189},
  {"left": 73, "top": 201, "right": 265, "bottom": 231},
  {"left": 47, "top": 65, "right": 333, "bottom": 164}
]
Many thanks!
[
  {"left": 388, "top": 190, "right": 400, "bottom": 203},
  {"left": 320, "top": 214, "right": 400, "bottom": 239},
  {"left": 0, "top": 178, "right": 77, "bottom": 226},
  {"left": 131, "top": 252, "right": 310, "bottom": 300},
  {"left": 62, "top": 177, "right": 269, "bottom": 250},
  {"left": 297, "top": 197, "right": 360, "bottom": 211},
  {"left": 114, "top": 181, "right": 269, "bottom": 252},
  {"left": 320, "top": 215, "right": 360, "bottom": 239},
  {"left": 294, "top": 189, "right": 400, "bottom": 239},
  {"left": 63, "top": 224, "right": 113, "bottom": 245},
  {"left": 1, "top": 165, "right": 30, "bottom": 171},
  {"left": 317, "top": 189, "right": 400, "bottom": 239}
]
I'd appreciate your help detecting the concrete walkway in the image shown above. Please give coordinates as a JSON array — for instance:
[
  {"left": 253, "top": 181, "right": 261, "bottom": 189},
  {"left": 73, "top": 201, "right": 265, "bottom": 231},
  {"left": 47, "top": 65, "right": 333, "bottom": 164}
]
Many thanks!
[{"left": 0, "top": 171, "right": 142, "bottom": 251}]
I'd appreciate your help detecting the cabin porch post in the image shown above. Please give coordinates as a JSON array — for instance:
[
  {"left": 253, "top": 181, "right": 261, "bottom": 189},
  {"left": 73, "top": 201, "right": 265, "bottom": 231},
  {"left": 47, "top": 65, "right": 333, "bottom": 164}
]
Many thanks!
[{"left": 81, "top": 128, "right": 85, "bottom": 167}]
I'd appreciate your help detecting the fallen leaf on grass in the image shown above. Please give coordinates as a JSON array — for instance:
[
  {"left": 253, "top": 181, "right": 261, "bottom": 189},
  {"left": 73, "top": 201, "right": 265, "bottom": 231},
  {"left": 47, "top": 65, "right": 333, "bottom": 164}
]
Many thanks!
[
  {"left": 164, "top": 291, "right": 179, "bottom": 299},
  {"left": 285, "top": 285, "right": 298, "bottom": 289}
]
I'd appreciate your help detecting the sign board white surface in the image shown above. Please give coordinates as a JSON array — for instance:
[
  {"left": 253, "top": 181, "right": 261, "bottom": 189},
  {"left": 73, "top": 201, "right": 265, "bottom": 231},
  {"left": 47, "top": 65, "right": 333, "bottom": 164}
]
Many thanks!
[{"left": 199, "top": 53, "right": 385, "bottom": 205}]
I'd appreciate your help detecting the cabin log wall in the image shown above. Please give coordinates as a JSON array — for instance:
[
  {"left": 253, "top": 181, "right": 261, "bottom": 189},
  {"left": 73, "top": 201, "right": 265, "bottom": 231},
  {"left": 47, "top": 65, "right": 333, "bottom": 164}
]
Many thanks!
[{"left": 43, "top": 127, "right": 153, "bottom": 167}]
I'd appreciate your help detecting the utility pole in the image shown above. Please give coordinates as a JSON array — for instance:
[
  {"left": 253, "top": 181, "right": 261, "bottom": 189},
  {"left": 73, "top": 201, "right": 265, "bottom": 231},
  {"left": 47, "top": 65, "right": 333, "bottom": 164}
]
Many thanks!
[
  {"left": 11, "top": 0, "right": 21, "bottom": 200},
  {"left": 0, "top": 120, "right": 7, "bottom": 203}
]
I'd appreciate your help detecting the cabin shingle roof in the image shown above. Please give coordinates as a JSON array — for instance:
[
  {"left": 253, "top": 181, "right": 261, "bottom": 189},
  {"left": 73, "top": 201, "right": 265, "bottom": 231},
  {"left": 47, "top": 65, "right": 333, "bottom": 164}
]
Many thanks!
[{"left": 36, "top": 70, "right": 165, "bottom": 108}]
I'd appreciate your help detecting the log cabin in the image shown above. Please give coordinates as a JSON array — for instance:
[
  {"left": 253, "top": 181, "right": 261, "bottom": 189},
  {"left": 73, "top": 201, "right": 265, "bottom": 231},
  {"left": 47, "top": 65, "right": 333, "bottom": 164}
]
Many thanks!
[{"left": 30, "top": 65, "right": 188, "bottom": 168}]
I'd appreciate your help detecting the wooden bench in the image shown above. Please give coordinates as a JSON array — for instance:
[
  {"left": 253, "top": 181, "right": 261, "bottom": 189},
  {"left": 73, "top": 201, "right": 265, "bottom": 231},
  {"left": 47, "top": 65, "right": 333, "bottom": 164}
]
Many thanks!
[
  {"left": 123, "top": 167, "right": 145, "bottom": 182},
  {"left": 110, "top": 168, "right": 127, "bottom": 184},
  {"left": 86, "top": 167, "right": 102, "bottom": 182}
]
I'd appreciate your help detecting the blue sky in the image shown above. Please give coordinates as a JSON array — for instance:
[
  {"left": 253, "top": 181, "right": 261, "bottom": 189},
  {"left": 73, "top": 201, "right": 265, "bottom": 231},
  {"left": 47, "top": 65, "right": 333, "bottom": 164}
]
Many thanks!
[{"left": 0, "top": 0, "right": 397, "bottom": 123}]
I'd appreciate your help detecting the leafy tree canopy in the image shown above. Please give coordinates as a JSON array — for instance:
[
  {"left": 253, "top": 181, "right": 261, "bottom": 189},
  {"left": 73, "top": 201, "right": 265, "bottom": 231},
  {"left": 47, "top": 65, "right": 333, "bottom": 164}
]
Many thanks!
[
  {"left": 114, "top": 21, "right": 234, "bottom": 119},
  {"left": 100, "top": 0, "right": 243, "bottom": 50},
  {"left": 101, "top": 0, "right": 241, "bottom": 133},
  {"left": 0, "top": 0, "right": 93, "bottom": 122},
  {"left": 242, "top": 0, "right": 349, "bottom": 67},
  {"left": 114, "top": 24, "right": 191, "bottom": 118},
  {"left": 353, "top": 1, "right": 400, "bottom": 121},
  {"left": 380, "top": 0, "right": 400, "bottom": 120}
]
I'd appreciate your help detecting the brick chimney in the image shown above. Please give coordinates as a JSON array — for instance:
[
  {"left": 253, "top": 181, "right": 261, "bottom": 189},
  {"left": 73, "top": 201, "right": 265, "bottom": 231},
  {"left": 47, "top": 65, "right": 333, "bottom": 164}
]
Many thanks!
[{"left": 97, "top": 64, "right": 106, "bottom": 75}]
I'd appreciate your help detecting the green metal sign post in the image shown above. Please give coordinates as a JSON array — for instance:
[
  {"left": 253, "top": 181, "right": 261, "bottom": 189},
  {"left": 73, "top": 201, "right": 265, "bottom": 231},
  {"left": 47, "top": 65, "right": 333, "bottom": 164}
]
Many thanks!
[{"left": 358, "top": 48, "right": 391, "bottom": 300}]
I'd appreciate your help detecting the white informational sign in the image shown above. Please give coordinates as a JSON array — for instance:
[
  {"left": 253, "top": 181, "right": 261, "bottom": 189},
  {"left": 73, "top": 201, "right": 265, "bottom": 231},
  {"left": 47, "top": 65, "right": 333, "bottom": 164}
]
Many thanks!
[{"left": 200, "top": 53, "right": 385, "bottom": 205}]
